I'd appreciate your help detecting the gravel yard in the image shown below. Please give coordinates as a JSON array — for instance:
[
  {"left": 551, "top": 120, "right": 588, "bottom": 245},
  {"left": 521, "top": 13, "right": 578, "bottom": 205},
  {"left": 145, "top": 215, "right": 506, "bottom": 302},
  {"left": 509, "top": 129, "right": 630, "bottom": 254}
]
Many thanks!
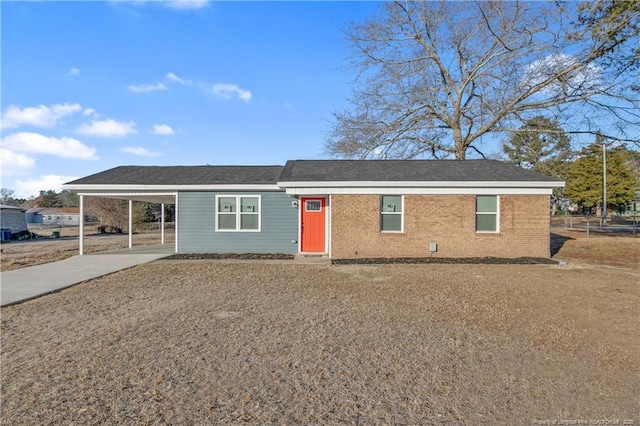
[{"left": 1, "top": 261, "right": 638, "bottom": 424}]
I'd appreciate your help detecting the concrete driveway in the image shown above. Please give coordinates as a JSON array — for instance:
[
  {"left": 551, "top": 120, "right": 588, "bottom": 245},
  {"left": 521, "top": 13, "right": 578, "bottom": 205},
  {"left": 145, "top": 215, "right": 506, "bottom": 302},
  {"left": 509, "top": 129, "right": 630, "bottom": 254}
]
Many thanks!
[{"left": 1, "top": 245, "right": 174, "bottom": 307}]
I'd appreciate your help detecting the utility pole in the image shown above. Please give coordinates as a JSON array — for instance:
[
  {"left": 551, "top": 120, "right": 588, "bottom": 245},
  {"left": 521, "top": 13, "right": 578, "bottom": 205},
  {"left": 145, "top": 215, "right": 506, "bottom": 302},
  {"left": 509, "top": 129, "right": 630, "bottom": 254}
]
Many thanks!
[{"left": 602, "top": 138, "right": 607, "bottom": 224}]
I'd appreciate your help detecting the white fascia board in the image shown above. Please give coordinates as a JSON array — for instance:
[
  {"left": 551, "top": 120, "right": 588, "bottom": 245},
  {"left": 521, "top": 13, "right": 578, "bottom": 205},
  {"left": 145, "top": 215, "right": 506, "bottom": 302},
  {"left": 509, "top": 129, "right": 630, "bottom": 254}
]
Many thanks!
[
  {"left": 285, "top": 187, "right": 554, "bottom": 195},
  {"left": 63, "top": 184, "right": 282, "bottom": 191},
  {"left": 76, "top": 192, "right": 177, "bottom": 197},
  {"left": 278, "top": 180, "right": 564, "bottom": 188},
  {"left": 76, "top": 192, "right": 178, "bottom": 203}
]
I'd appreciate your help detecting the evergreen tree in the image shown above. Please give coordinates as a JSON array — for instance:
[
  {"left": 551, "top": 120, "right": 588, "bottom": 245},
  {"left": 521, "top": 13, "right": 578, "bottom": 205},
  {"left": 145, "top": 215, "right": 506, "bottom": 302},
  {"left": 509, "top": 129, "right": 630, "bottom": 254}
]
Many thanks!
[
  {"left": 503, "top": 116, "right": 573, "bottom": 213},
  {"left": 503, "top": 116, "right": 573, "bottom": 178},
  {"left": 564, "top": 139, "right": 636, "bottom": 211},
  {"left": 35, "top": 190, "right": 63, "bottom": 207}
]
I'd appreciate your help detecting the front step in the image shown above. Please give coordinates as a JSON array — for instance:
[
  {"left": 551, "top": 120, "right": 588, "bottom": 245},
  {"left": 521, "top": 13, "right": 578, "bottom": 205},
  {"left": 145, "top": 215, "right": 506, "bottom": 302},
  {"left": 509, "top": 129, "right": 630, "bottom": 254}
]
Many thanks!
[{"left": 293, "top": 253, "right": 331, "bottom": 265}]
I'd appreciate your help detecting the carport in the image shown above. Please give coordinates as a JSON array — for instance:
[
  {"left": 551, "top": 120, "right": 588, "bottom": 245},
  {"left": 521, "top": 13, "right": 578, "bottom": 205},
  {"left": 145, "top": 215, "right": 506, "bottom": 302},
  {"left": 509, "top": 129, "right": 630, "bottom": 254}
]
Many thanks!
[{"left": 75, "top": 192, "right": 177, "bottom": 255}]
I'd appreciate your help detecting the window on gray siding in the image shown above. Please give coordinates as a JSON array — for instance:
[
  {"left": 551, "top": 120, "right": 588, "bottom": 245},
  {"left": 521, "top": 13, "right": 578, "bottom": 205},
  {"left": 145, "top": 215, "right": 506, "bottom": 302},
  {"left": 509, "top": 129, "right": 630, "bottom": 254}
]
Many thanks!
[
  {"left": 476, "top": 195, "right": 499, "bottom": 232},
  {"left": 240, "top": 197, "right": 259, "bottom": 230},
  {"left": 380, "top": 195, "right": 403, "bottom": 232},
  {"left": 216, "top": 195, "right": 261, "bottom": 232}
]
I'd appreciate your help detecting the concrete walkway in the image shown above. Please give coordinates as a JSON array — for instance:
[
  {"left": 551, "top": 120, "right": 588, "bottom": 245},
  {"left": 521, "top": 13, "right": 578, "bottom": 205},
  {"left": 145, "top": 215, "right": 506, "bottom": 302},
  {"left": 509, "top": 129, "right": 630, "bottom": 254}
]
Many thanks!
[{"left": 1, "top": 245, "right": 174, "bottom": 307}]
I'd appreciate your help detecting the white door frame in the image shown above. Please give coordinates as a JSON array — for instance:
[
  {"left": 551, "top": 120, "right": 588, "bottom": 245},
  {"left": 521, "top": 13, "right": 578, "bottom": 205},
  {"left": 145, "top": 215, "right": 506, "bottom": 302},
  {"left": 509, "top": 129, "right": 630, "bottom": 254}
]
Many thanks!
[{"left": 298, "top": 196, "right": 329, "bottom": 254}]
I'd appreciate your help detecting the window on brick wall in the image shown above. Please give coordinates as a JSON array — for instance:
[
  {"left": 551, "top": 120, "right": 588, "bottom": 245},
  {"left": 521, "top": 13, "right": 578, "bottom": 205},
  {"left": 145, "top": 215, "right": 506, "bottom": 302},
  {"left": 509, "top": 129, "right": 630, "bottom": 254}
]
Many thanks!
[
  {"left": 476, "top": 195, "right": 499, "bottom": 233},
  {"left": 380, "top": 195, "right": 403, "bottom": 232}
]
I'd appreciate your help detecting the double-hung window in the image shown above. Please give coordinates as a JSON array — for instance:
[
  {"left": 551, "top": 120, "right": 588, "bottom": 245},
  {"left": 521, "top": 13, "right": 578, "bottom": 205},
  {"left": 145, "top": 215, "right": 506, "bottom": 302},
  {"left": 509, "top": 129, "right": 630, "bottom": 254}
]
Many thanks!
[
  {"left": 476, "top": 195, "right": 499, "bottom": 233},
  {"left": 380, "top": 195, "right": 403, "bottom": 233},
  {"left": 216, "top": 195, "right": 261, "bottom": 232}
]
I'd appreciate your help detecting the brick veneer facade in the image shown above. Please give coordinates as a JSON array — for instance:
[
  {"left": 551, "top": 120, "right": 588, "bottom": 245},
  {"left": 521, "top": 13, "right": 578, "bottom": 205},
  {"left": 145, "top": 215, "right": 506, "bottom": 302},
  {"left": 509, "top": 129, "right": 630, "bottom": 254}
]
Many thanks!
[{"left": 330, "top": 194, "right": 550, "bottom": 259}]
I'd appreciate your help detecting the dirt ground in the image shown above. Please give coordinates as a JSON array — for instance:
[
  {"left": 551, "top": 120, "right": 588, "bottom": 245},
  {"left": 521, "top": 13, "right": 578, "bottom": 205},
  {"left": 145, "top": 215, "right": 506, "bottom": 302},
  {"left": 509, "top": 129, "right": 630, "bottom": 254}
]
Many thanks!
[
  {"left": 0, "top": 227, "right": 174, "bottom": 271},
  {"left": 551, "top": 229, "right": 640, "bottom": 270},
  {"left": 1, "top": 259, "right": 639, "bottom": 424}
]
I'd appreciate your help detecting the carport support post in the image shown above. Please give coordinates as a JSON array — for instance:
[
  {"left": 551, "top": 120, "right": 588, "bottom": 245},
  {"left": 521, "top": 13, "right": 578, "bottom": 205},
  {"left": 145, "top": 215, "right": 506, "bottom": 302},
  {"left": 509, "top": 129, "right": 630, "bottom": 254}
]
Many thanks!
[
  {"left": 174, "top": 193, "right": 178, "bottom": 253},
  {"left": 128, "top": 200, "right": 133, "bottom": 249},
  {"left": 79, "top": 195, "right": 84, "bottom": 255},
  {"left": 161, "top": 203, "right": 165, "bottom": 244}
]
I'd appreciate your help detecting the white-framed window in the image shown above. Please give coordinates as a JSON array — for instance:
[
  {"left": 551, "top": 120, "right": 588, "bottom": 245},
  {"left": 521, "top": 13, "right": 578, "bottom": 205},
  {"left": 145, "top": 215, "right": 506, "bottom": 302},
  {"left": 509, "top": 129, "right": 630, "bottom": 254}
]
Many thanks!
[
  {"left": 476, "top": 195, "right": 499, "bottom": 233},
  {"left": 380, "top": 195, "right": 403, "bottom": 233},
  {"left": 215, "top": 195, "right": 261, "bottom": 232},
  {"left": 305, "top": 200, "right": 322, "bottom": 211}
]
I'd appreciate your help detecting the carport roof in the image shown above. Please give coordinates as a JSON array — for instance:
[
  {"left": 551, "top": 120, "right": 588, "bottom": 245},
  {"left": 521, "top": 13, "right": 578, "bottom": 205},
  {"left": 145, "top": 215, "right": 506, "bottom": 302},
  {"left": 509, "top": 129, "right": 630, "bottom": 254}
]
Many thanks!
[{"left": 65, "top": 165, "right": 284, "bottom": 186}]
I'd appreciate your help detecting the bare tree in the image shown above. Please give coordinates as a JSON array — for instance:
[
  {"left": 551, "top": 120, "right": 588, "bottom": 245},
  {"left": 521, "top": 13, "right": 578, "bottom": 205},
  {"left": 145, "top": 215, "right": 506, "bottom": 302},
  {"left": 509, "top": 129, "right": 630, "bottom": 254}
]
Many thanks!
[
  {"left": 573, "top": 0, "right": 639, "bottom": 75},
  {"left": 327, "top": 1, "right": 639, "bottom": 160},
  {"left": 86, "top": 198, "right": 165, "bottom": 233},
  {"left": 1, "top": 188, "right": 16, "bottom": 205},
  {"left": 86, "top": 198, "right": 128, "bottom": 233}
]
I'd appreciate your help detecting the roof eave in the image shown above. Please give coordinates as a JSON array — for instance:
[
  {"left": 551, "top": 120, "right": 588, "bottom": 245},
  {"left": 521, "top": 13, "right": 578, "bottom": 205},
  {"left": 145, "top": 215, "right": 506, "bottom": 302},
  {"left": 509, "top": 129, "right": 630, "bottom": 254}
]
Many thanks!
[
  {"left": 277, "top": 180, "right": 565, "bottom": 188},
  {"left": 63, "top": 184, "right": 282, "bottom": 191}
]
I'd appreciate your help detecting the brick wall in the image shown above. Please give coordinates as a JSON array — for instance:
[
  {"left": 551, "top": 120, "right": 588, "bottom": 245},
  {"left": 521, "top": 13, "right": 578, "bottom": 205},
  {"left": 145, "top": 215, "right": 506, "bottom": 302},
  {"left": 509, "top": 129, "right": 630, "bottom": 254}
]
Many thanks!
[{"left": 330, "top": 194, "right": 550, "bottom": 259}]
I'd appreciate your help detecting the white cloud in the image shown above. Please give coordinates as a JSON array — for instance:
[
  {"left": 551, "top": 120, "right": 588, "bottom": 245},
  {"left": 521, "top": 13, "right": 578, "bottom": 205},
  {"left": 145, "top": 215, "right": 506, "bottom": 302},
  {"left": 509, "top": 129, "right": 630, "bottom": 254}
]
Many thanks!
[
  {"left": 164, "top": 0, "right": 209, "bottom": 10},
  {"left": 76, "top": 119, "right": 137, "bottom": 137},
  {"left": 0, "top": 148, "right": 36, "bottom": 176},
  {"left": 166, "top": 72, "right": 189, "bottom": 85},
  {"left": 121, "top": 147, "right": 162, "bottom": 157},
  {"left": 168, "top": 74, "right": 252, "bottom": 103},
  {"left": 2, "top": 132, "right": 98, "bottom": 160},
  {"left": 525, "top": 53, "right": 602, "bottom": 94},
  {"left": 128, "top": 82, "right": 167, "bottom": 93},
  {"left": 153, "top": 124, "right": 175, "bottom": 135},
  {"left": 211, "top": 83, "right": 252, "bottom": 102},
  {"left": 82, "top": 108, "right": 98, "bottom": 117},
  {"left": 15, "top": 175, "right": 80, "bottom": 198},
  {"left": 68, "top": 67, "right": 80, "bottom": 76},
  {"left": 1, "top": 103, "right": 82, "bottom": 129}
]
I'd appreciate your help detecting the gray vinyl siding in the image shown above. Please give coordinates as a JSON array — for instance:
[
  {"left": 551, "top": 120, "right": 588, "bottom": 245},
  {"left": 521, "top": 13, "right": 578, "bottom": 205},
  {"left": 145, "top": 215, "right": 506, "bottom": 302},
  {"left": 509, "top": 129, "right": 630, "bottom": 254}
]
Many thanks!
[{"left": 177, "top": 191, "right": 298, "bottom": 253}]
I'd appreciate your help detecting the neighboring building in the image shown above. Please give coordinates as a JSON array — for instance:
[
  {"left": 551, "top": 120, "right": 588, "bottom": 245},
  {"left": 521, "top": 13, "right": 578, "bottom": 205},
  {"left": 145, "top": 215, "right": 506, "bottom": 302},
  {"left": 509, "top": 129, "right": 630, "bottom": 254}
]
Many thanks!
[
  {"left": 63, "top": 160, "right": 564, "bottom": 259},
  {"left": 0, "top": 205, "right": 28, "bottom": 238},
  {"left": 27, "top": 208, "right": 85, "bottom": 226},
  {"left": 620, "top": 191, "right": 640, "bottom": 216}
]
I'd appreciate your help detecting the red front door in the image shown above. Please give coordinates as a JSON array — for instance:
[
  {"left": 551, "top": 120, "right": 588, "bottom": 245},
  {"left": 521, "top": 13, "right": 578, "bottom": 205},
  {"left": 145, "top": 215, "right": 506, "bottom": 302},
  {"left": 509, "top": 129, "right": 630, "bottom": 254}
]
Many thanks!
[{"left": 301, "top": 197, "right": 325, "bottom": 252}]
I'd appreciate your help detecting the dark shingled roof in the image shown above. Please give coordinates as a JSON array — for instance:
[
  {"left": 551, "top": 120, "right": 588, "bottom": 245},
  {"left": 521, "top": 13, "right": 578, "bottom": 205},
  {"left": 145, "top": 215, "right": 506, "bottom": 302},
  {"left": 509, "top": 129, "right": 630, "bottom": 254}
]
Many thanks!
[
  {"left": 65, "top": 165, "right": 284, "bottom": 185},
  {"left": 0, "top": 205, "right": 26, "bottom": 211},
  {"left": 65, "top": 160, "right": 563, "bottom": 187},
  {"left": 279, "top": 160, "right": 562, "bottom": 182}
]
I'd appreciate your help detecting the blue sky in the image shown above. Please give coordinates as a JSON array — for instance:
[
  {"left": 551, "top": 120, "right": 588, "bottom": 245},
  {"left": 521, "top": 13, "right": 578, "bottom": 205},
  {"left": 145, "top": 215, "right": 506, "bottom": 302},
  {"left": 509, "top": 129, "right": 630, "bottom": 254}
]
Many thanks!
[{"left": 1, "top": 1, "right": 379, "bottom": 198}]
